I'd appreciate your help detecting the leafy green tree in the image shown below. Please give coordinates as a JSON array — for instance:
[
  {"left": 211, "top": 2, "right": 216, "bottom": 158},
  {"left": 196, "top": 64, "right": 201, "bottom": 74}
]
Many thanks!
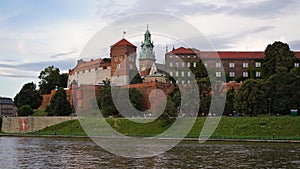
[
  {"left": 264, "top": 71, "right": 300, "bottom": 115},
  {"left": 97, "top": 81, "right": 118, "bottom": 117},
  {"left": 38, "top": 66, "right": 67, "bottom": 94},
  {"left": 46, "top": 87, "right": 72, "bottom": 116},
  {"left": 263, "top": 41, "right": 295, "bottom": 79},
  {"left": 14, "top": 82, "right": 42, "bottom": 109},
  {"left": 224, "top": 87, "right": 235, "bottom": 115},
  {"left": 17, "top": 105, "right": 34, "bottom": 116},
  {"left": 129, "top": 69, "right": 143, "bottom": 84},
  {"left": 234, "top": 79, "right": 267, "bottom": 116},
  {"left": 197, "top": 77, "right": 211, "bottom": 115},
  {"left": 190, "top": 60, "right": 208, "bottom": 79},
  {"left": 159, "top": 96, "right": 177, "bottom": 119}
]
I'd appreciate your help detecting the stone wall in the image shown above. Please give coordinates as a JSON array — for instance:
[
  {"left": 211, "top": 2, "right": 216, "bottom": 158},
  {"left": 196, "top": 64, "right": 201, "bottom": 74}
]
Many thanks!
[{"left": 2, "top": 116, "right": 77, "bottom": 133}]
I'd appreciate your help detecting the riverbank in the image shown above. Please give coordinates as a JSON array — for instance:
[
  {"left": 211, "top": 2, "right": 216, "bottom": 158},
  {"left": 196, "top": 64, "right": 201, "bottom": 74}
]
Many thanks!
[
  {"left": 2, "top": 116, "right": 300, "bottom": 141},
  {"left": 37, "top": 116, "right": 300, "bottom": 140}
]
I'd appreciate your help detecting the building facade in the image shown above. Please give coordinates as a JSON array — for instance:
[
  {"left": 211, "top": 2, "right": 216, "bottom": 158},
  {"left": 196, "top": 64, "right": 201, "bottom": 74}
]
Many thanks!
[
  {"left": 0, "top": 97, "right": 17, "bottom": 117},
  {"left": 68, "top": 58, "right": 111, "bottom": 88},
  {"left": 166, "top": 47, "right": 300, "bottom": 83}
]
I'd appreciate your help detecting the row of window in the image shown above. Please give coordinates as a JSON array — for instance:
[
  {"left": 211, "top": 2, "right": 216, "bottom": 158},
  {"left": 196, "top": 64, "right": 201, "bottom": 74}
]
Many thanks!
[
  {"left": 113, "top": 56, "right": 135, "bottom": 62},
  {"left": 169, "top": 55, "right": 197, "bottom": 59},
  {"left": 224, "top": 71, "right": 261, "bottom": 78},
  {"left": 169, "top": 71, "right": 192, "bottom": 77},
  {"left": 116, "top": 64, "right": 133, "bottom": 69},
  {"left": 76, "top": 67, "right": 109, "bottom": 74},
  {"left": 169, "top": 62, "right": 197, "bottom": 68}
]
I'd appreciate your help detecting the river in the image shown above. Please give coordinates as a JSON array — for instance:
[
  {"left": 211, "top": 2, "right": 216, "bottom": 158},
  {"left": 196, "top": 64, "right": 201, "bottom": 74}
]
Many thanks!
[{"left": 0, "top": 136, "right": 299, "bottom": 168}]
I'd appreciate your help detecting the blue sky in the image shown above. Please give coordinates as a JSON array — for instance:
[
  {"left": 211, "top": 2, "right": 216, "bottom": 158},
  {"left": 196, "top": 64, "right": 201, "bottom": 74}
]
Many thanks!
[{"left": 1, "top": 0, "right": 300, "bottom": 98}]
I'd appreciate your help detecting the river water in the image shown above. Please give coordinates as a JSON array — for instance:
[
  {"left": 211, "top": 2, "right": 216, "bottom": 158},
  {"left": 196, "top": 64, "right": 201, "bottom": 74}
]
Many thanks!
[{"left": 0, "top": 136, "right": 299, "bottom": 168}]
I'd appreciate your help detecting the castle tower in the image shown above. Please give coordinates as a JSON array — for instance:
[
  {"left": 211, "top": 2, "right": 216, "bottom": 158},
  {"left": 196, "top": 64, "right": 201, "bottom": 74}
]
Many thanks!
[
  {"left": 139, "top": 25, "right": 156, "bottom": 77},
  {"left": 110, "top": 38, "right": 137, "bottom": 86}
]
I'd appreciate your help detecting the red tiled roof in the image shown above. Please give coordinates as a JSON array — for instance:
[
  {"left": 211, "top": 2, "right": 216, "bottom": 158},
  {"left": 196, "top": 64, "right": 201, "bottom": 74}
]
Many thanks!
[
  {"left": 111, "top": 38, "right": 136, "bottom": 48},
  {"left": 170, "top": 47, "right": 300, "bottom": 59},
  {"left": 70, "top": 58, "right": 111, "bottom": 73},
  {"left": 169, "top": 47, "right": 199, "bottom": 54}
]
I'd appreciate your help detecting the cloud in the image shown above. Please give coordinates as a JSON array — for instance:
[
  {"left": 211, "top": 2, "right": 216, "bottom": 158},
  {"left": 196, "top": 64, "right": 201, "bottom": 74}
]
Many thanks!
[
  {"left": 50, "top": 50, "right": 78, "bottom": 58},
  {"left": 289, "top": 40, "right": 300, "bottom": 50}
]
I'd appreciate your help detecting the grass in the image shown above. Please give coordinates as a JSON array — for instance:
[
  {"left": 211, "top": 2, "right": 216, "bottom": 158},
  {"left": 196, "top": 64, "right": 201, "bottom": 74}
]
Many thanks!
[
  {"left": 32, "top": 108, "right": 48, "bottom": 116},
  {"left": 35, "top": 116, "right": 300, "bottom": 140}
]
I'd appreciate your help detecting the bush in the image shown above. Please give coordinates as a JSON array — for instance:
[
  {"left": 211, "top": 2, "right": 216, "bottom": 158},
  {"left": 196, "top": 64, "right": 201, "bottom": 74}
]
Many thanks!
[{"left": 18, "top": 105, "right": 34, "bottom": 116}]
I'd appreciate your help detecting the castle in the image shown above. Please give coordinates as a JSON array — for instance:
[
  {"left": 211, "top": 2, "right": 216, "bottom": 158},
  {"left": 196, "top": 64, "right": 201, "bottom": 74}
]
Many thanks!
[{"left": 68, "top": 26, "right": 300, "bottom": 88}]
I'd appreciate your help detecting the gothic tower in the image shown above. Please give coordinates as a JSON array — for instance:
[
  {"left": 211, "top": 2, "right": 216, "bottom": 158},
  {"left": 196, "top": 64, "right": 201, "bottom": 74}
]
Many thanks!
[
  {"left": 139, "top": 25, "right": 156, "bottom": 77},
  {"left": 110, "top": 38, "right": 137, "bottom": 86}
]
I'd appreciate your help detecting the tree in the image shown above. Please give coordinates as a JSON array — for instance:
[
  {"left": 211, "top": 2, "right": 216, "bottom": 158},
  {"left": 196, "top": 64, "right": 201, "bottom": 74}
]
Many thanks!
[
  {"left": 97, "top": 81, "right": 118, "bottom": 117},
  {"left": 17, "top": 105, "right": 34, "bottom": 116},
  {"left": 263, "top": 41, "right": 295, "bottom": 79},
  {"left": 14, "top": 82, "right": 42, "bottom": 109},
  {"left": 264, "top": 71, "right": 300, "bottom": 115},
  {"left": 46, "top": 87, "right": 72, "bottom": 116},
  {"left": 38, "top": 66, "right": 67, "bottom": 94},
  {"left": 234, "top": 79, "right": 267, "bottom": 116},
  {"left": 129, "top": 69, "right": 143, "bottom": 84},
  {"left": 224, "top": 87, "right": 235, "bottom": 115}
]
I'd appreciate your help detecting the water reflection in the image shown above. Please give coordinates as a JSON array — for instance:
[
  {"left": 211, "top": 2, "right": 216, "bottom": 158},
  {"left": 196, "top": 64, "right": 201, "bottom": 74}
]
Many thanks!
[{"left": 0, "top": 137, "right": 299, "bottom": 168}]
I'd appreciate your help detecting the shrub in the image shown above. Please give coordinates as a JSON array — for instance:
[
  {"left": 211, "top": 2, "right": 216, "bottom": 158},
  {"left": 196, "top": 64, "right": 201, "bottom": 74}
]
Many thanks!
[{"left": 17, "top": 105, "right": 34, "bottom": 116}]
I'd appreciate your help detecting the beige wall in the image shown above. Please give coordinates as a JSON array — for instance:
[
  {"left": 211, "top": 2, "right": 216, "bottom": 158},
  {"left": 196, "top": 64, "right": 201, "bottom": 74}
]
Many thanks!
[{"left": 2, "top": 116, "right": 77, "bottom": 133}]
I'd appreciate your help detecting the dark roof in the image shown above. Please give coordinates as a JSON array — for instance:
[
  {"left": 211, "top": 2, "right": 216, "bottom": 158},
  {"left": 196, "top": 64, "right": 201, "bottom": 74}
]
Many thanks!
[
  {"left": 111, "top": 38, "right": 136, "bottom": 48},
  {"left": 0, "top": 97, "right": 14, "bottom": 105}
]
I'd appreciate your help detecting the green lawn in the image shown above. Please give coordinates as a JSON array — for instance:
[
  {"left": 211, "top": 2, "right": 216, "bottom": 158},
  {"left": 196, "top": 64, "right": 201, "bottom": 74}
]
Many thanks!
[
  {"left": 32, "top": 108, "right": 48, "bottom": 116},
  {"left": 35, "top": 116, "right": 300, "bottom": 140}
]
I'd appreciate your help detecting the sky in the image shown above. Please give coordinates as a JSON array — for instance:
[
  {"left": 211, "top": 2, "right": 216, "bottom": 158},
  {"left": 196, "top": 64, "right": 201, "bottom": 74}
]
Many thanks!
[{"left": 0, "top": 0, "right": 300, "bottom": 98}]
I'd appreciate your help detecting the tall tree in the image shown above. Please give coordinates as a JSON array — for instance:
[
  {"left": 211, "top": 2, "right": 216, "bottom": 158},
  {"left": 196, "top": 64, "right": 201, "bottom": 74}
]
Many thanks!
[
  {"left": 46, "top": 87, "right": 72, "bottom": 116},
  {"left": 38, "top": 66, "right": 65, "bottom": 94},
  {"left": 264, "top": 71, "right": 300, "bottom": 115},
  {"left": 234, "top": 79, "right": 267, "bottom": 116},
  {"left": 224, "top": 86, "right": 235, "bottom": 115},
  {"left": 14, "top": 82, "right": 42, "bottom": 109},
  {"left": 263, "top": 41, "right": 295, "bottom": 79}
]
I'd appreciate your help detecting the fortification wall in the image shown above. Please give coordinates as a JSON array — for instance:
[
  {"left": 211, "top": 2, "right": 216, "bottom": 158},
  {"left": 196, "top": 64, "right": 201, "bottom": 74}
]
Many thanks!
[{"left": 2, "top": 116, "right": 77, "bottom": 133}]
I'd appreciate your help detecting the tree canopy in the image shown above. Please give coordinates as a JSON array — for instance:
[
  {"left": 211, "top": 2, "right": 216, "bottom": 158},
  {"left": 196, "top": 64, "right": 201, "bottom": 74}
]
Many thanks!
[
  {"left": 263, "top": 41, "right": 295, "bottom": 79},
  {"left": 14, "top": 82, "right": 42, "bottom": 109},
  {"left": 38, "top": 66, "right": 68, "bottom": 94},
  {"left": 46, "top": 87, "right": 72, "bottom": 116},
  {"left": 234, "top": 79, "right": 267, "bottom": 116}
]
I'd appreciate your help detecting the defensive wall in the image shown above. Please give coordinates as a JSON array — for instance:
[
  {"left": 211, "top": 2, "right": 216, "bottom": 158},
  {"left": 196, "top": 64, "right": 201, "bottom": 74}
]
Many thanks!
[{"left": 2, "top": 116, "right": 77, "bottom": 133}]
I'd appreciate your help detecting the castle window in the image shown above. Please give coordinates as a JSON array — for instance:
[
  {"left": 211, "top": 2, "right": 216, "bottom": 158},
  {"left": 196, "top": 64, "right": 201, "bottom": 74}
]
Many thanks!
[
  {"left": 95, "top": 67, "right": 98, "bottom": 71},
  {"left": 117, "top": 64, "right": 120, "bottom": 69},
  {"left": 187, "top": 55, "right": 190, "bottom": 58},
  {"left": 176, "top": 62, "right": 179, "bottom": 67},
  {"left": 176, "top": 71, "right": 178, "bottom": 77},
  {"left": 89, "top": 69, "right": 91, "bottom": 72},
  {"left": 243, "top": 72, "right": 248, "bottom": 77},
  {"left": 170, "top": 55, "right": 173, "bottom": 58},
  {"left": 256, "top": 71, "right": 261, "bottom": 77},
  {"left": 216, "top": 62, "right": 221, "bottom": 68},
  {"left": 120, "top": 55, "right": 124, "bottom": 61},
  {"left": 187, "top": 80, "right": 190, "bottom": 84},
  {"left": 187, "top": 62, "right": 190, "bottom": 67},
  {"left": 188, "top": 71, "right": 191, "bottom": 77},
  {"left": 82, "top": 70, "right": 85, "bottom": 73},
  {"left": 229, "top": 72, "right": 235, "bottom": 77},
  {"left": 170, "top": 62, "right": 173, "bottom": 67},
  {"left": 194, "top": 55, "right": 196, "bottom": 58},
  {"left": 216, "top": 72, "right": 221, "bottom": 77},
  {"left": 176, "top": 55, "right": 178, "bottom": 58},
  {"left": 229, "top": 62, "right": 235, "bottom": 68},
  {"left": 182, "top": 80, "right": 185, "bottom": 84},
  {"left": 130, "top": 64, "right": 133, "bottom": 69},
  {"left": 243, "top": 62, "right": 248, "bottom": 68},
  {"left": 103, "top": 66, "right": 107, "bottom": 70},
  {"left": 182, "top": 62, "right": 185, "bottom": 67},
  {"left": 114, "top": 56, "right": 118, "bottom": 61},
  {"left": 295, "top": 63, "right": 299, "bottom": 67},
  {"left": 181, "top": 71, "right": 184, "bottom": 77},
  {"left": 204, "top": 63, "right": 208, "bottom": 68},
  {"left": 182, "top": 55, "right": 185, "bottom": 58},
  {"left": 255, "top": 62, "right": 261, "bottom": 68},
  {"left": 193, "top": 62, "right": 196, "bottom": 67},
  {"left": 170, "top": 72, "right": 173, "bottom": 76}
]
